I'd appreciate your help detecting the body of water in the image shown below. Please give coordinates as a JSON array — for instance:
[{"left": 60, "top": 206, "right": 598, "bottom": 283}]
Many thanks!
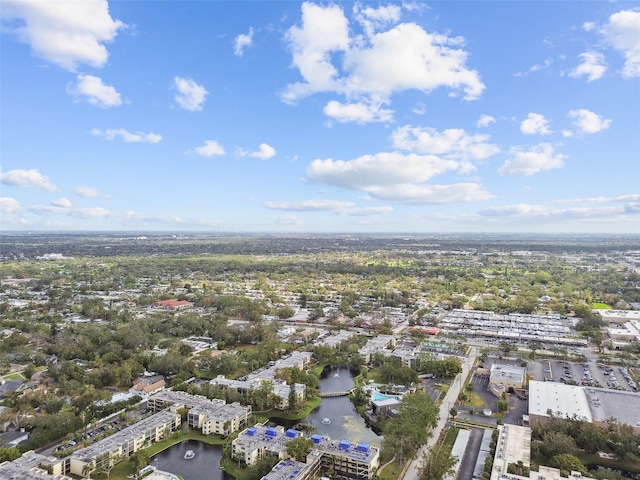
[
  {"left": 301, "top": 365, "right": 381, "bottom": 447},
  {"left": 151, "top": 439, "right": 231, "bottom": 480},
  {"left": 152, "top": 365, "right": 380, "bottom": 478}
]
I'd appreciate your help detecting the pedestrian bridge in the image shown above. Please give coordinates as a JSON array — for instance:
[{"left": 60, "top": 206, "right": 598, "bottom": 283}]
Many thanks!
[{"left": 319, "top": 390, "right": 350, "bottom": 398}]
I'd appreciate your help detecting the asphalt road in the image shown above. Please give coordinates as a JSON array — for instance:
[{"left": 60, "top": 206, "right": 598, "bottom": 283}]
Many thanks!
[{"left": 401, "top": 346, "right": 478, "bottom": 480}]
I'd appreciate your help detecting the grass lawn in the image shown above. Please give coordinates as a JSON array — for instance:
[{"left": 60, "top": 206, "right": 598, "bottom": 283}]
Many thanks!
[
  {"left": 591, "top": 302, "right": 611, "bottom": 309},
  {"left": 4, "top": 372, "right": 26, "bottom": 380},
  {"left": 461, "top": 391, "right": 486, "bottom": 408},
  {"left": 379, "top": 459, "right": 406, "bottom": 480}
]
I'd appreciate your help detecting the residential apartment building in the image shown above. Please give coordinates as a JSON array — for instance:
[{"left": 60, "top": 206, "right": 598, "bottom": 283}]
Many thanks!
[{"left": 232, "top": 424, "right": 380, "bottom": 480}]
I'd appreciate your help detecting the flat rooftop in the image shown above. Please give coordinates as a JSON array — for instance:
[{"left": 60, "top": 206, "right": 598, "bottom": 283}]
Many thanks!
[
  {"left": 584, "top": 388, "right": 640, "bottom": 429},
  {"left": 528, "top": 381, "right": 592, "bottom": 421}
]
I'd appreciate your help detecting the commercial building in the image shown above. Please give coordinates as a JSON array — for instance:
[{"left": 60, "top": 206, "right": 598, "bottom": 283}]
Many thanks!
[
  {"left": 594, "top": 309, "right": 640, "bottom": 323},
  {"left": 528, "top": 380, "right": 640, "bottom": 433},
  {"left": 489, "top": 364, "right": 527, "bottom": 397},
  {"left": 232, "top": 424, "right": 380, "bottom": 479},
  {"left": 490, "top": 425, "right": 594, "bottom": 480},
  {"left": 440, "top": 309, "right": 585, "bottom": 345}
]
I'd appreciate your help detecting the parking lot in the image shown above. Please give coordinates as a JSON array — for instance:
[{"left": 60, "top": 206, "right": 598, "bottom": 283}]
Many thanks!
[{"left": 532, "top": 358, "right": 637, "bottom": 392}]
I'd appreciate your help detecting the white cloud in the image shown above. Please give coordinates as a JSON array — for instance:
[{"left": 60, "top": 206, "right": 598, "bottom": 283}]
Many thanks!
[
  {"left": 75, "top": 185, "right": 110, "bottom": 198},
  {"left": 307, "top": 152, "right": 459, "bottom": 190},
  {"left": 91, "top": 128, "right": 162, "bottom": 143},
  {"left": 364, "top": 183, "right": 493, "bottom": 204},
  {"left": 264, "top": 199, "right": 354, "bottom": 212},
  {"left": 391, "top": 125, "right": 499, "bottom": 160},
  {"left": 234, "top": 27, "right": 254, "bottom": 57},
  {"left": 51, "top": 197, "right": 72, "bottom": 208},
  {"left": 174, "top": 77, "right": 208, "bottom": 111},
  {"left": 67, "top": 74, "right": 122, "bottom": 107},
  {"left": 282, "top": 2, "right": 484, "bottom": 123},
  {"left": 600, "top": 9, "right": 640, "bottom": 78},
  {"left": 264, "top": 199, "right": 392, "bottom": 216},
  {"left": 324, "top": 100, "right": 393, "bottom": 123},
  {"left": 555, "top": 194, "right": 640, "bottom": 205},
  {"left": 478, "top": 201, "right": 639, "bottom": 222},
  {"left": 583, "top": 22, "right": 596, "bottom": 32},
  {"left": 570, "top": 52, "right": 607, "bottom": 82},
  {"left": 498, "top": 143, "right": 566, "bottom": 176},
  {"left": 340, "top": 206, "right": 393, "bottom": 216},
  {"left": 353, "top": 3, "right": 402, "bottom": 37},
  {"left": 0, "top": 197, "right": 22, "bottom": 214},
  {"left": 568, "top": 109, "right": 611, "bottom": 134},
  {"left": 520, "top": 113, "right": 552, "bottom": 135},
  {"left": 477, "top": 114, "right": 495, "bottom": 127},
  {"left": 0, "top": 169, "right": 57, "bottom": 191},
  {"left": 1, "top": 0, "right": 124, "bottom": 71},
  {"left": 249, "top": 143, "right": 276, "bottom": 160},
  {"left": 194, "top": 140, "right": 226, "bottom": 157},
  {"left": 305, "top": 150, "right": 493, "bottom": 205},
  {"left": 270, "top": 214, "right": 303, "bottom": 225}
]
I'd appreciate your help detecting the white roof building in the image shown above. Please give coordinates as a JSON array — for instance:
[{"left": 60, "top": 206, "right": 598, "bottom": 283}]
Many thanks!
[{"left": 528, "top": 381, "right": 592, "bottom": 422}]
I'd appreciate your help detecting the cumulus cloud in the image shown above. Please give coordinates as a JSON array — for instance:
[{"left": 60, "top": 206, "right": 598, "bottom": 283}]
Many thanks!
[
  {"left": 391, "top": 125, "right": 500, "bottom": 160},
  {"left": 568, "top": 109, "right": 611, "bottom": 134},
  {"left": 234, "top": 27, "right": 254, "bottom": 57},
  {"left": 353, "top": 3, "right": 402, "bottom": 37},
  {"left": 75, "top": 185, "right": 109, "bottom": 198},
  {"left": 67, "top": 74, "right": 122, "bottom": 107},
  {"left": 570, "top": 52, "right": 607, "bottom": 82},
  {"left": 305, "top": 150, "right": 493, "bottom": 204},
  {"left": 251, "top": 143, "right": 276, "bottom": 160},
  {"left": 600, "top": 9, "right": 640, "bottom": 78},
  {"left": 91, "top": 128, "right": 162, "bottom": 143},
  {"left": 307, "top": 152, "right": 459, "bottom": 190},
  {"left": 498, "top": 143, "right": 566, "bottom": 176},
  {"left": 282, "top": 2, "right": 484, "bottom": 123},
  {"left": 477, "top": 114, "right": 496, "bottom": 127},
  {"left": 0, "top": 197, "right": 22, "bottom": 214},
  {"left": 520, "top": 113, "right": 552, "bottom": 135},
  {"left": 174, "top": 77, "right": 208, "bottom": 111},
  {"left": 0, "top": 169, "right": 57, "bottom": 191},
  {"left": 324, "top": 100, "right": 393, "bottom": 124},
  {"left": 1, "top": 0, "right": 124, "bottom": 71},
  {"left": 194, "top": 140, "right": 225, "bottom": 157},
  {"left": 363, "top": 183, "right": 493, "bottom": 204},
  {"left": 51, "top": 197, "right": 72, "bottom": 208}
]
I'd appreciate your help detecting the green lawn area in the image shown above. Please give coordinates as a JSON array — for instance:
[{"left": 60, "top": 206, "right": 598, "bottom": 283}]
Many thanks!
[
  {"left": 379, "top": 459, "right": 406, "bottom": 480},
  {"left": 591, "top": 302, "right": 611, "bottom": 309},
  {"left": 461, "top": 391, "right": 486, "bottom": 408},
  {"left": 3, "top": 372, "right": 26, "bottom": 381}
]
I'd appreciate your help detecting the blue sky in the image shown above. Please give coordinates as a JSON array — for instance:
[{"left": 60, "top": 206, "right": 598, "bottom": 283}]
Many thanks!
[{"left": 1, "top": 1, "right": 639, "bottom": 233}]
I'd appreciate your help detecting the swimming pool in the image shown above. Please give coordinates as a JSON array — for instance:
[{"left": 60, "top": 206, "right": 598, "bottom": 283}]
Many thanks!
[{"left": 371, "top": 392, "right": 400, "bottom": 402}]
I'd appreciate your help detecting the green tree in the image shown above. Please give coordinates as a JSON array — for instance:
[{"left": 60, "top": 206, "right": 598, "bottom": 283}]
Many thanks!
[
  {"left": 129, "top": 450, "right": 150, "bottom": 479},
  {"left": 382, "top": 392, "right": 439, "bottom": 462},
  {"left": 285, "top": 437, "right": 314, "bottom": 462},
  {"left": 420, "top": 444, "right": 457, "bottom": 480},
  {"left": 551, "top": 453, "right": 587, "bottom": 475}
]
